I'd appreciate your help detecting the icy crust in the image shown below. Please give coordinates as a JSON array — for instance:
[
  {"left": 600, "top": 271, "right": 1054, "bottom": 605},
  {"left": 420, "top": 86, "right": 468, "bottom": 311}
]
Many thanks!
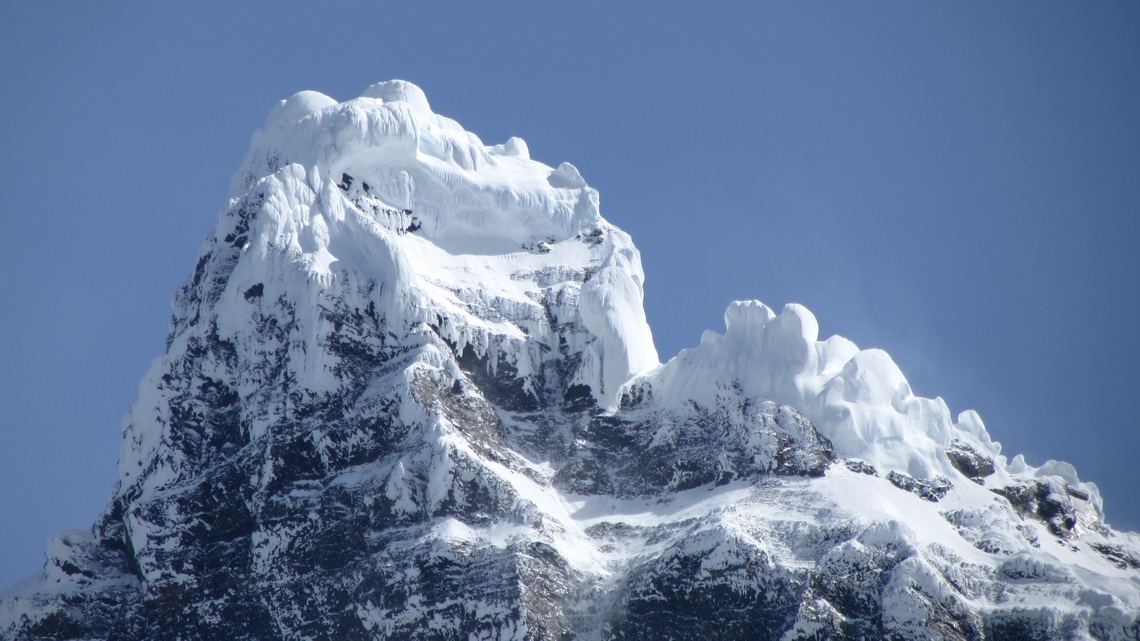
[{"left": 631, "top": 299, "right": 1104, "bottom": 514}]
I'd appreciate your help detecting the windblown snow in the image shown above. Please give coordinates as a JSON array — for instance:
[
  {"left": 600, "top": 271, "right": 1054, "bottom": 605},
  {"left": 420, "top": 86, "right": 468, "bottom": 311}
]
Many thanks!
[{"left": 3, "top": 80, "right": 1138, "bottom": 641}]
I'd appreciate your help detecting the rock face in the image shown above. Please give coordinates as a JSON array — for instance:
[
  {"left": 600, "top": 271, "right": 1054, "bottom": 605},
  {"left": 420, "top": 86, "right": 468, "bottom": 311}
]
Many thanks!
[{"left": 3, "top": 81, "right": 1139, "bottom": 641}]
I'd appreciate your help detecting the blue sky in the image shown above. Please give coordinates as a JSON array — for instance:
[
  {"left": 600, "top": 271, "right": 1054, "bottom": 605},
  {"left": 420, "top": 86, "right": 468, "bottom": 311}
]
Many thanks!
[{"left": 1, "top": 2, "right": 1138, "bottom": 587}]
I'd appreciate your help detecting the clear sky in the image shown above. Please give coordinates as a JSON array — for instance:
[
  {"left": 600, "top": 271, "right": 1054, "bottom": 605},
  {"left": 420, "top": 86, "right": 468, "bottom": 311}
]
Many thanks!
[{"left": 2, "top": 2, "right": 1138, "bottom": 588}]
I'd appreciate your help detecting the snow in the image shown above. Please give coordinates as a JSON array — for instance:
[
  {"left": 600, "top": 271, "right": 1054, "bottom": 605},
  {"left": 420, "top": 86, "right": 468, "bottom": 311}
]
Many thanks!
[
  {"left": 359, "top": 79, "right": 432, "bottom": 113},
  {"left": 219, "top": 80, "right": 656, "bottom": 408},
  {"left": 635, "top": 298, "right": 1102, "bottom": 510},
  {"left": 640, "top": 300, "right": 956, "bottom": 478},
  {"left": 110, "top": 79, "right": 671, "bottom": 500}
]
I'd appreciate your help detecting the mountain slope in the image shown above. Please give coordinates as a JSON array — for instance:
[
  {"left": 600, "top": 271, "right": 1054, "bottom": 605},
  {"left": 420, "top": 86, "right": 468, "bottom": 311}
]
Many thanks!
[{"left": 2, "top": 80, "right": 1138, "bottom": 641}]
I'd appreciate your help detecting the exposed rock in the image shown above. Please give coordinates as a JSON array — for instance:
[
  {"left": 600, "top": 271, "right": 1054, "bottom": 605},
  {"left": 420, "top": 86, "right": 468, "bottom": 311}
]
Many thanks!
[
  {"left": 844, "top": 459, "right": 878, "bottom": 476},
  {"left": 888, "top": 470, "right": 953, "bottom": 502},
  {"left": 1091, "top": 542, "right": 1140, "bottom": 570},
  {"left": 993, "top": 479, "right": 1088, "bottom": 538},
  {"left": 945, "top": 440, "right": 996, "bottom": 483}
]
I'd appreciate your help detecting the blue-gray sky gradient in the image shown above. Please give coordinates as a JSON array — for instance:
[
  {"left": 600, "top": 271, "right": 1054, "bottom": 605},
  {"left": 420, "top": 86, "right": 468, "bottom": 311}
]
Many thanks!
[{"left": 2, "top": 2, "right": 1137, "bottom": 587}]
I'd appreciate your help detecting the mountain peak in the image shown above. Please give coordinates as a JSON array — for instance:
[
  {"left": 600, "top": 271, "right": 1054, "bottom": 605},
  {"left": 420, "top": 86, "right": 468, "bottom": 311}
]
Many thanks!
[
  {"left": 3, "top": 81, "right": 1137, "bottom": 641},
  {"left": 234, "top": 80, "right": 606, "bottom": 249},
  {"left": 221, "top": 80, "right": 657, "bottom": 417}
]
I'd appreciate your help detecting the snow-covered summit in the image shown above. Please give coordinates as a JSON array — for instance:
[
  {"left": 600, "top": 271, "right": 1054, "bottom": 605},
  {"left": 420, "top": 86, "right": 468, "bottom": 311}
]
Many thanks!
[
  {"left": 223, "top": 79, "right": 654, "bottom": 400},
  {"left": 232, "top": 79, "right": 606, "bottom": 249},
  {"left": 113, "top": 78, "right": 664, "bottom": 500}
]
